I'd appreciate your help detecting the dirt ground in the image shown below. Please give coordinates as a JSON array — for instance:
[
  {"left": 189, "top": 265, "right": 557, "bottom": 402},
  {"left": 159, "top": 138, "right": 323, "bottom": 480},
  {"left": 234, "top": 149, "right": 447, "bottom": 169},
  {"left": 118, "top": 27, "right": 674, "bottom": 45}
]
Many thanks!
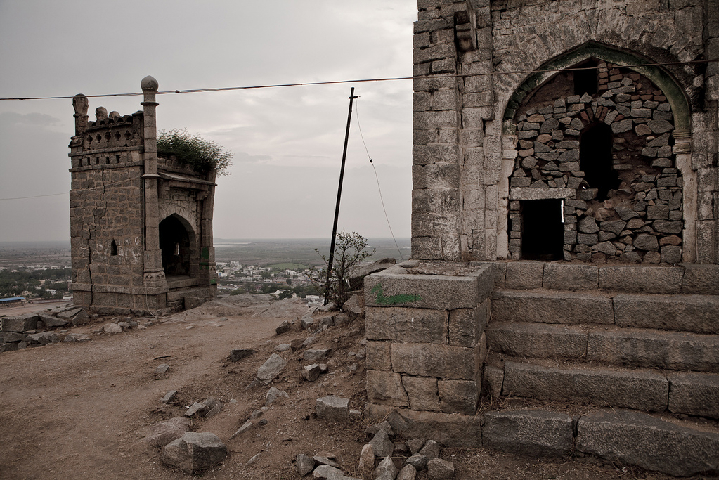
[{"left": 0, "top": 295, "right": 707, "bottom": 480}]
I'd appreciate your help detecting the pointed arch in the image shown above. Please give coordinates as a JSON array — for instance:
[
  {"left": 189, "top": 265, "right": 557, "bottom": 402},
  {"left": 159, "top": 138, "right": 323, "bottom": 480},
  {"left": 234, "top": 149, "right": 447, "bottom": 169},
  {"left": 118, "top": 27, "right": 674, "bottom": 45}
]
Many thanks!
[{"left": 502, "top": 42, "right": 691, "bottom": 136}]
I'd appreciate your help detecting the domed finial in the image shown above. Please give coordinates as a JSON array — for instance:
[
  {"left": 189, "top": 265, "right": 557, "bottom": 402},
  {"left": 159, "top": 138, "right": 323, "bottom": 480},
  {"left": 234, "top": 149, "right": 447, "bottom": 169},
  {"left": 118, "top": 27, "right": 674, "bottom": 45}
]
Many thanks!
[{"left": 141, "top": 75, "right": 159, "bottom": 91}]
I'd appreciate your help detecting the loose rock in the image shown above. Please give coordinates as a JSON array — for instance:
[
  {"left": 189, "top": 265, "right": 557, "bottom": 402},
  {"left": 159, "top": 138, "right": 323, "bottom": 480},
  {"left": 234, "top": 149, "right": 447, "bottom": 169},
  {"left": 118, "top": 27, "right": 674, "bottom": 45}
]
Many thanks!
[
  {"left": 316, "top": 395, "right": 349, "bottom": 421},
  {"left": 228, "top": 348, "right": 255, "bottom": 362},
  {"left": 256, "top": 353, "right": 287, "bottom": 384},
  {"left": 427, "top": 458, "right": 454, "bottom": 479},
  {"left": 297, "top": 453, "right": 316, "bottom": 476},
  {"left": 420, "top": 440, "right": 440, "bottom": 459},
  {"left": 161, "top": 432, "right": 227, "bottom": 475},
  {"left": 398, "top": 464, "right": 417, "bottom": 480},
  {"left": 358, "top": 443, "right": 374, "bottom": 480},
  {"left": 369, "top": 429, "right": 394, "bottom": 458},
  {"left": 144, "top": 416, "right": 191, "bottom": 447},
  {"left": 375, "top": 456, "right": 397, "bottom": 480},
  {"left": 266, "top": 387, "right": 288, "bottom": 406}
]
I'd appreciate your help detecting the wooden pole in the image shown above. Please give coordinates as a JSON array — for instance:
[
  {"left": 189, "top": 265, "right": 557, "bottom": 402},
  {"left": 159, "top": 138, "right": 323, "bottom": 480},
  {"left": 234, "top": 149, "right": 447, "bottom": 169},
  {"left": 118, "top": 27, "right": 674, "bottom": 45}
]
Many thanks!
[{"left": 324, "top": 87, "right": 358, "bottom": 305}]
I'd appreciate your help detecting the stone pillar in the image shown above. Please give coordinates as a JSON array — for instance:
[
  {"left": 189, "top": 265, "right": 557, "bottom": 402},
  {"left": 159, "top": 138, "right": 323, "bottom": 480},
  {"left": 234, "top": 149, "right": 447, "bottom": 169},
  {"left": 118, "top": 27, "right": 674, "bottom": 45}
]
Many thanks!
[
  {"left": 199, "top": 173, "right": 217, "bottom": 294},
  {"left": 72, "top": 94, "right": 89, "bottom": 136},
  {"left": 140, "top": 75, "right": 166, "bottom": 288}
]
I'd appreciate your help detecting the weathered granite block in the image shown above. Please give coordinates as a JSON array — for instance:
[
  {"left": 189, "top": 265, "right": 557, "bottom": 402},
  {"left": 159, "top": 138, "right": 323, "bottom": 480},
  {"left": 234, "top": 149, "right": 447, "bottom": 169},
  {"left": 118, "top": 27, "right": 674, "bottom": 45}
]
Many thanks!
[
  {"left": 682, "top": 264, "right": 719, "bottom": 294},
  {"left": 587, "top": 327, "right": 719, "bottom": 371},
  {"left": 502, "top": 362, "right": 668, "bottom": 411},
  {"left": 366, "top": 341, "right": 392, "bottom": 371},
  {"left": 367, "top": 370, "right": 409, "bottom": 407},
  {"left": 668, "top": 372, "right": 719, "bottom": 419},
  {"left": 1, "top": 315, "right": 38, "bottom": 332},
  {"left": 577, "top": 410, "right": 719, "bottom": 476},
  {"left": 438, "top": 379, "right": 478, "bottom": 415},
  {"left": 614, "top": 294, "right": 719, "bottom": 334},
  {"left": 486, "top": 322, "right": 588, "bottom": 359},
  {"left": 366, "top": 306, "right": 447, "bottom": 344},
  {"left": 598, "top": 266, "right": 683, "bottom": 293},
  {"left": 365, "top": 404, "right": 482, "bottom": 447},
  {"left": 542, "top": 263, "right": 598, "bottom": 291},
  {"left": 491, "top": 290, "right": 614, "bottom": 325},
  {"left": 448, "top": 303, "right": 487, "bottom": 347},
  {"left": 365, "top": 269, "right": 491, "bottom": 310},
  {"left": 504, "top": 261, "right": 544, "bottom": 289},
  {"left": 391, "top": 342, "right": 477, "bottom": 380},
  {"left": 483, "top": 410, "right": 575, "bottom": 456},
  {"left": 403, "top": 375, "right": 441, "bottom": 411}
]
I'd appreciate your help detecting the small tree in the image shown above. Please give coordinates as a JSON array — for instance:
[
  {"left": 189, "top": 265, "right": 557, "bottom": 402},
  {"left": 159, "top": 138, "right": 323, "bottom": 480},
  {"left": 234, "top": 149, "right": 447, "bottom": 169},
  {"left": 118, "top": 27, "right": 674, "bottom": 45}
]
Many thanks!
[
  {"left": 317, "top": 232, "right": 374, "bottom": 309},
  {"left": 157, "top": 129, "right": 233, "bottom": 176}
]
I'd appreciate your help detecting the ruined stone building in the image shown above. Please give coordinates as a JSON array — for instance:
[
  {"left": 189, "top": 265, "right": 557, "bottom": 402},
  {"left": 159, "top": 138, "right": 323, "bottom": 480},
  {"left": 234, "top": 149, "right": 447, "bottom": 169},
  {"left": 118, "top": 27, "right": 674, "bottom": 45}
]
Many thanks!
[
  {"left": 365, "top": 1, "right": 719, "bottom": 475},
  {"left": 411, "top": 0, "right": 717, "bottom": 264},
  {"left": 68, "top": 76, "right": 217, "bottom": 314}
]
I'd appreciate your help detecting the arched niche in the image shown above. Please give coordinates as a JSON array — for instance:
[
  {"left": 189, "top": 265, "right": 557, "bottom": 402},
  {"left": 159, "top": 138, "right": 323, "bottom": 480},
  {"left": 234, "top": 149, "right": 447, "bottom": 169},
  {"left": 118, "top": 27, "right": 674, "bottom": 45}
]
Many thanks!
[{"left": 159, "top": 214, "right": 197, "bottom": 277}]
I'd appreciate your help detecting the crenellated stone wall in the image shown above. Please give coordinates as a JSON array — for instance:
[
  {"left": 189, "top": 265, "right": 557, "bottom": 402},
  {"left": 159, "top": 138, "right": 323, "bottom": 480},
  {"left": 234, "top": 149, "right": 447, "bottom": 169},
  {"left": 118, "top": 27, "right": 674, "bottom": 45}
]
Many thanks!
[{"left": 68, "top": 77, "right": 217, "bottom": 315}]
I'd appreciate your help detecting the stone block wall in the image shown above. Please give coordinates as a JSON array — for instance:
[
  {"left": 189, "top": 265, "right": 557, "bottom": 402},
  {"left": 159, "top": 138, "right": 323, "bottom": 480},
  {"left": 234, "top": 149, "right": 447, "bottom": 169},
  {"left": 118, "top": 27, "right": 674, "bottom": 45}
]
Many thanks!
[
  {"left": 412, "top": 0, "right": 719, "bottom": 264},
  {"left": 509, "top": 63, "right": 683, "bottom": 263},
  {"left": 68, "top": 77, "right": 217, "bottom": 315},
  {"left": 364, "top": 264, "right": 493, "bottom": 415}
]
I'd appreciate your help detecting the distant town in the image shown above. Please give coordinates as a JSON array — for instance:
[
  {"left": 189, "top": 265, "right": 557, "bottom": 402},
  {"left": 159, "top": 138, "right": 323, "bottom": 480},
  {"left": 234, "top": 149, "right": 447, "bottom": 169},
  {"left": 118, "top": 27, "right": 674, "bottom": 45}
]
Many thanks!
[{"left": 0, "top": 238, "right": 410, "bottom": 306}]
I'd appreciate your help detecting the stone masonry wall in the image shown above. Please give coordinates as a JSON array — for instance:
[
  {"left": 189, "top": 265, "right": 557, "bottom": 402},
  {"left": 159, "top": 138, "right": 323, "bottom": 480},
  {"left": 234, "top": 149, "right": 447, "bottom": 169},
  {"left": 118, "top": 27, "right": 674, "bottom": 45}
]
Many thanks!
[
  {"left": 509, "top": 63, "right": 683, "bottom": 263},
  {"left": 412, "top": 0, "right": 719, "bottom": 263},
  {"left": 364, "top": 264, "right": 493, "bottom": 416}
]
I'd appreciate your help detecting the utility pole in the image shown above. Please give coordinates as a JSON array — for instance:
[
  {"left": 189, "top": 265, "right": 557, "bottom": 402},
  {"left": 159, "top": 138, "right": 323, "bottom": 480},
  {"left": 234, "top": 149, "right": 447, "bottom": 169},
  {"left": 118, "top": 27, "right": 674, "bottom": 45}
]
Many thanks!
[{"left": 324, "top": 87, "right": 358, "bottom": 305}]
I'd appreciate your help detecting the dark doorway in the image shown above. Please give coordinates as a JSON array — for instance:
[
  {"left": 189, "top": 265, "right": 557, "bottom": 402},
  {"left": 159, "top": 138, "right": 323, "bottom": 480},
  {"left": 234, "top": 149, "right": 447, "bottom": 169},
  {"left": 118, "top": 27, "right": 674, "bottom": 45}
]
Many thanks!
[
  {"left": 159, "top": 215, "right": 192, "bottom": 276},
  {"left": 521, "top": 199, "right": 564, "bottom": 261},
  {"left": 580, "top": 123, "right": 618, "bottom": 200},
  {"left": 573, "top": 59, "right": 599, "bottom": 96}
]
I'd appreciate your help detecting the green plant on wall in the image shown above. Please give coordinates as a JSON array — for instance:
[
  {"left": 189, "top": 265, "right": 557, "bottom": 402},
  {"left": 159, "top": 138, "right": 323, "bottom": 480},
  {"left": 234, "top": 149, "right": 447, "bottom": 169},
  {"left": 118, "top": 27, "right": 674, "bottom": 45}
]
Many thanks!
[{"left": 157, "top": 129, "right": 233, "bottom": 176}]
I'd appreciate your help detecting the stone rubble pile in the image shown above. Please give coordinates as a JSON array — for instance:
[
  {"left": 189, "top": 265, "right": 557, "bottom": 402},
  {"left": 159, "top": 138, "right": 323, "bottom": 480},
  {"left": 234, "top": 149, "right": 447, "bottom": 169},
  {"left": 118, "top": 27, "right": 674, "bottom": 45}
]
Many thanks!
[
  {"left": 294, "top": 420, "right": 456, "bottom": 480},
  {"left": 0, "top": 307, "right": 92, "bottom": 352}
]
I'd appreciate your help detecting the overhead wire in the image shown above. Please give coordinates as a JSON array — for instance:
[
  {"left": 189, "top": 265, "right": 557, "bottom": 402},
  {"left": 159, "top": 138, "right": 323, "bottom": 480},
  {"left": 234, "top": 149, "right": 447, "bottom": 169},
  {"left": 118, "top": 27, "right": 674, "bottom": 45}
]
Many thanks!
[
  {"left": 0, "top": 58, "right": 715, "bottom": 101},
  {"left": 354, "top": 97, "right": 404, "bottom": 261}
]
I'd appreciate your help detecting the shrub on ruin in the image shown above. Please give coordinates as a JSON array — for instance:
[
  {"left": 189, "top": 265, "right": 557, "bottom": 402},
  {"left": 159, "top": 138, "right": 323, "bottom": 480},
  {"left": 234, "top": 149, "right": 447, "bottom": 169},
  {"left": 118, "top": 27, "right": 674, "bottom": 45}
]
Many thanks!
[
  {"left": 316, "top": 232, "right": 374, "bottom": 309},
  {"left": 157, "top": 129, "right": 232, "bottom": 176}
]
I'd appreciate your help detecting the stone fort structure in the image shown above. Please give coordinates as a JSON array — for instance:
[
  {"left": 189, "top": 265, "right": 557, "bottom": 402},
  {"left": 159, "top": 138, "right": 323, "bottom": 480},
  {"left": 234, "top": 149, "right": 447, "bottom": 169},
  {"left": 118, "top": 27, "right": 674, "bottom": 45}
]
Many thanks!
[
  {"left": 68, "top": 76, "right": 217, "bottom": 315},
  {"left": 365, "top": 1, "right": 719, "bottom": 476}
]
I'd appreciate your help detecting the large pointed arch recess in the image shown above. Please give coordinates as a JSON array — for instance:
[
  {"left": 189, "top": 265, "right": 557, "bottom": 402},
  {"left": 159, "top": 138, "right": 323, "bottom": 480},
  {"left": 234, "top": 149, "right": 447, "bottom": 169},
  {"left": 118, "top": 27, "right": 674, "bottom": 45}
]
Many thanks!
[{"left": 503, "top": 42, "right": 690, "bottom": 136}]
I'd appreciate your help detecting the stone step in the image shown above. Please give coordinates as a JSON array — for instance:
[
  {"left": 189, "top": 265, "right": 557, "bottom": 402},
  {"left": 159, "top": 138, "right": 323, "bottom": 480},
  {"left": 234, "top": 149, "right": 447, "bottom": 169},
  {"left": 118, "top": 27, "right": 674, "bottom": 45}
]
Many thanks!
[
  {"left": 495, "top": 261, "right": 719, "bottom": 294},
  {"left": 493, "top": 360, "right": 719, "bottom": 418},
  {"left": 486, "top": 322, "right": 719, "bottom": 372},
  {"left": 491, "top": 290, "right": 719, "bottom": 334},
  {"left": 482, "top": 408, "right": 719, "bottom": 477}
]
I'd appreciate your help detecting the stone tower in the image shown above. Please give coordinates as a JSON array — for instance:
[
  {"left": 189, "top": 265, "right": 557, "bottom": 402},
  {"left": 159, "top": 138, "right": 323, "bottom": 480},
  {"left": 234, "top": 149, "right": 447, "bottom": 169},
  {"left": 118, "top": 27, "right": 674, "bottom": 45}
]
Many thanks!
[
  {"left": 412, "top": 0, "right": 719, "bottom": 265},
  {"left": 68, "top": 76, "right": 217, "bottom": 314}
]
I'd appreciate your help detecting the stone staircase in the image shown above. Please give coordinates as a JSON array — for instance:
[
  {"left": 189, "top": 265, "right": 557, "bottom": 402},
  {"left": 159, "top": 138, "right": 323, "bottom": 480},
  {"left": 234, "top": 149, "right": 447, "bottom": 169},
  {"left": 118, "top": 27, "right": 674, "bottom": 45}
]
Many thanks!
[{"left": 482, "top": 261, "right": 719, "bottom": 476}]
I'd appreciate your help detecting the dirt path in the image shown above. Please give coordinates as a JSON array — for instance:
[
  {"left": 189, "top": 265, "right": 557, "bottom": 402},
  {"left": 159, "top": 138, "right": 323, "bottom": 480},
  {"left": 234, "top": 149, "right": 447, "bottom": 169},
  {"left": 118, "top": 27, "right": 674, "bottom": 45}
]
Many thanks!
[{"left": 0, "top": 296, "right": 300, "bottom": 479}]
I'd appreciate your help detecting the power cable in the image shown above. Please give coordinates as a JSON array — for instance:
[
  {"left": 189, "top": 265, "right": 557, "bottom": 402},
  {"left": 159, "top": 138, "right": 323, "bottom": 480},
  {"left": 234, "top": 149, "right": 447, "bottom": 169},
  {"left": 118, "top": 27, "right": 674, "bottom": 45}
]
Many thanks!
[
  {"left": 354, "top": 97, "right": 404, "bottom": 261},
  {"left": 0, "top": 58, "right": 715, "bottom": 101}
]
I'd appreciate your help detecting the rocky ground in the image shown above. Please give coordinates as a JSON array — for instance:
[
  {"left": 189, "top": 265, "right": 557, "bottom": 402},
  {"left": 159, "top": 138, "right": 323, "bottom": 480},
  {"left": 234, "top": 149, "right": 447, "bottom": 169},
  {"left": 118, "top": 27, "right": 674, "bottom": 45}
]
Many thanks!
[{"left": 0, "top": 294, "right": 703, "bottom": 479}]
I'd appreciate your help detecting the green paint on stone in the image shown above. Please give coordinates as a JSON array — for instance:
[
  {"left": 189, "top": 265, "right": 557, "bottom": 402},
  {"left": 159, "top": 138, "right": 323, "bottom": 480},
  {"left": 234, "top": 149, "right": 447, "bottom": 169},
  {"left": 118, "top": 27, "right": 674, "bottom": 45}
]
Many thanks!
[
  {"left": 201, "top": 247, "right": 210, "bottom": 259},
  {"left": 371, "top": 283, "right": 422, "bottom": 305}
]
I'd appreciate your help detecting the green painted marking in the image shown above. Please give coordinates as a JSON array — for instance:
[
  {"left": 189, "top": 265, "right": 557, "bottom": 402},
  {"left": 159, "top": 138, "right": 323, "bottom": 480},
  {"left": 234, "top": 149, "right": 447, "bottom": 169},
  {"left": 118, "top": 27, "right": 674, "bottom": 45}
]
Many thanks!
[
  {"left": 371, "top": 283, "right": 421, "bottom": 305},
  {"left": 201, "top": 247, "right": 210, "bottom": 260}
]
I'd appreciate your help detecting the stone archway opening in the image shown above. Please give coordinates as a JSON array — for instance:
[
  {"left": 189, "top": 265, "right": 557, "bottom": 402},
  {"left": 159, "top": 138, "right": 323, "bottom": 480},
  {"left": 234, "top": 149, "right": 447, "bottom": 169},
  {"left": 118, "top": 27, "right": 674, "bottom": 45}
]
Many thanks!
[{"left": 159, "top": 215, "right": 193, "bottom": 277}]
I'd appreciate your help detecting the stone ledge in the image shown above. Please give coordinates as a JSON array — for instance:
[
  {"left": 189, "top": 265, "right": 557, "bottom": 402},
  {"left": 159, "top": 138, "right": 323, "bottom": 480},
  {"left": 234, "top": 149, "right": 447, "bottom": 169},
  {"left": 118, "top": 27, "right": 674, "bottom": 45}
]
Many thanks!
[
  {"left": 491, "top": 290, "right": 614, "bottom": 325},
  {"left": 365, "top": 403, "right": 482, "bottom": 447},
  {"left": 614, "top": 294, "right": 719, "bottom": 334},
  {"left": 576, "top": 410, "right": 719, "bottom": 477},
  {"left": 364, "top": 267, "right": 492, "bottom": 310},
  {"left": 502, "top": 361, "right": 668, "bottom": 411},
  {"left": 483, "top": 410, "right": 575, "bottom": 456}
]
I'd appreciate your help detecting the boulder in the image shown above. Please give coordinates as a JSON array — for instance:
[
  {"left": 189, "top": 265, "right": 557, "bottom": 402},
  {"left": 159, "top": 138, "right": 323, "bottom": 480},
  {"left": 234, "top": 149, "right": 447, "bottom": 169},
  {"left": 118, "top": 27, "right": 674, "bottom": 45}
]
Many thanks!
[
  {"left": 427, "top": 458, "right": 454, "bottom": 479},
  {"left": 303, "top": 363, "right": 322, "bottom": 382},
  {"left": 316, "top": 396, "right": 349, "bottom": 421},
  {"left": 185, "top": 397, "right": 222, "bottom": 418},
  {"left": 161, "top": 432, "right": 227, "bottom": 474},
  {"left": 144, "top": 416, "right": 191, "bottom": 447},
  {"left": 257, "top": 353, "right": 287, "bottom": 384},
  {"left": 266, "top": 387, "right": 288, "bottom": 406},
  {"left": 296, "top": 453, "right": 316, "bottom": 476},
  {"left": 374, "top": 456, "right": 397, "bottom": 480},
  {"left": 369, "top": 429, "right": 394, "bottom": 457},
  {"left": 358, "top": 443, "right": 374, "bottom": 480}
]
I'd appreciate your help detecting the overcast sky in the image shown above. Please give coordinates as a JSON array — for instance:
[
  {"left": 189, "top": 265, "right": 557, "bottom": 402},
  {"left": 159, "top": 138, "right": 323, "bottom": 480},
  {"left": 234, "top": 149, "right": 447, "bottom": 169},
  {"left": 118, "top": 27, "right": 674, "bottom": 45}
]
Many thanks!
[{"left": 0, "top": 0, "right": 415, "bottom": 242}]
